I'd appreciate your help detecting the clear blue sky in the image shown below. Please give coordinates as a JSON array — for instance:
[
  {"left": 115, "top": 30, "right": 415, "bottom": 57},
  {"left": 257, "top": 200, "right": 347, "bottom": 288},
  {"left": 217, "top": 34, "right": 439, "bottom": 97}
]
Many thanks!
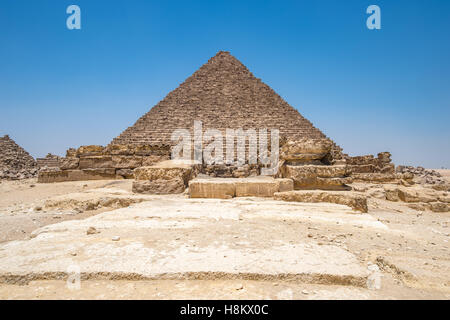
[{"left": 0, "top": 0, "right": 449, "bottom": 168}]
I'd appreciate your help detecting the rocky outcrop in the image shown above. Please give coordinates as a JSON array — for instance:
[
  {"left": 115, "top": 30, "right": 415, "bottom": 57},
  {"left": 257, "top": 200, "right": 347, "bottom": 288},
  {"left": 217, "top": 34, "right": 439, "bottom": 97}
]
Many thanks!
[
  {"left": 0, "top": 135, "right": 38, "bottom": 180},
  {"left": 273, "top": 190, "right": 368, "bottom": 213}
]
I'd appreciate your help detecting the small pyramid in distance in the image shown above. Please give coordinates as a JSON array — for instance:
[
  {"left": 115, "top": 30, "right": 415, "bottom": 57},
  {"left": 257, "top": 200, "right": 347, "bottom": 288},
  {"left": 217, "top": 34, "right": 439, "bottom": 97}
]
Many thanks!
[{"left": 111, "top": 51, "right": 337, "bottom": 148}]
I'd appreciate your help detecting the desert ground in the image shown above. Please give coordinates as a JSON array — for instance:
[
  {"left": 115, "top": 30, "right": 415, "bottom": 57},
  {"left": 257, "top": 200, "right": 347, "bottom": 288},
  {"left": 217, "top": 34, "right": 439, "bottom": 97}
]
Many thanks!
[{"left": 0, "top": 172, "right": 449, "bottom": 300}]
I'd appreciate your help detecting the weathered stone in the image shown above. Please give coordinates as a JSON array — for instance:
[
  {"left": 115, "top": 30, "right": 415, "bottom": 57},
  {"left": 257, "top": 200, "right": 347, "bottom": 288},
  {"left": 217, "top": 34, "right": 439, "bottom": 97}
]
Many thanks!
[
  {"left": 105, "top": 144, "right": 134, "bottom": 155},
  {"left": 430, "top": 202, "right": 449, "bottom": 213},
  {"left": 65, "top": 148, "right": 77, "bottom": 158},
  {"left": 347, "top": 164, "right": 376, "bottom": 174},
  {"left": 0, "top": 135, "right": 37, "bottom": 180},
  {"left": 189, "top": 179, "right": 236, "bottom": 199},
  {"left": 38, "top": 168, "right": 115, "bottom": 183},
  {"left": 142, "top": 155, "right": 170, "bottom": 166},
  {"left": 351, "top": 173, "right": 397, "bottom": 183},
  {"left": 235, "top": 179, "right": 279, "bottom": 197},
  {"left": 274, "top": 190, "right": 368, "bottom": 213},
  {"left": 282, "top": 165, "right": 351, "bottom": 190},
  {"left": 132, "top": 178, "right": 186, "bottom": 194},
  {"left": 78, "top": 156, "right": 113, "bottom": 169},
  {"left": 280, "top": 139, "right": 332, "bottom": 161},
  {"left": 76, "top": 145, "right": 105, "bottom": 157},
  {"left": 134, "top": 160, "right": 199, "bottom": 184},
  {"left": 59, "top": 157, "right": 79, "bottom": 170},
  {"left": 276, "top": 178, "right": 294, "bottom": 192},
  {"left": 397, "top": 187, "right": 438, "bottom": 203},
  {"left": 112, "top": 156, "right": 143, "bottom": 169},
  {"left": 384, "top": 185, "right": 400, "bottom": 202},
  {"left": 116, "top": 169, "right": 134, "bottom": 179}
]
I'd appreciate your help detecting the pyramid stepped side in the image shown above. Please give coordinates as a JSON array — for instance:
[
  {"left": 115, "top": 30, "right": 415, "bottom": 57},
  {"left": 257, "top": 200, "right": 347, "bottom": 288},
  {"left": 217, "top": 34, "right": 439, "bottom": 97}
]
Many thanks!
[
  {"left": 111, "top": 51, "right": 335, "bottom": 147},
  {"left": 0, "top": 135, "right": 38, "bottom": 180}
]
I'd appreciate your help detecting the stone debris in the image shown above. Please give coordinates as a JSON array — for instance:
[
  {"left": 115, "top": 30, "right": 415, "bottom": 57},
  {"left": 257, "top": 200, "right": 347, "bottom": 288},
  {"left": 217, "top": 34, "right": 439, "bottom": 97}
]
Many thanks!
[
  {"left": 0, "top": 135, "right": 38, "bottom": 180},
  {"left": 396, "top": 165, "right": 447, "bottom": 186}
]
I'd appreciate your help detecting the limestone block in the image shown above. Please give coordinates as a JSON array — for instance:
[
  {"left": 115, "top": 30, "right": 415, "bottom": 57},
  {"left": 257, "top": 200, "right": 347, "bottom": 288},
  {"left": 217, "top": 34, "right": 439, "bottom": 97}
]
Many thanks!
[
  {"left": 79, "top": 156, "right": 113, "bottom": 169},
  {"left": 347, "top": 164, "right": 376, "bottom": 174},
  {"left": 280, "top": 139, "right": 331, "bottom": 161},
  {"left": 132, "top": 178, "right": 186, "bottom": 194},
  {"left": 351, "top": 173, "right": 397, "bottom": 183},
  {"left": 142, "top": 155, "right": 170, "bottom": 166},
  {"left": 274, "top": 190, "right": 368, "bottom": 213},
  {"left": 235, "top": 180, "right": 279, "bottom": 197},
  {"left": 384, "top": 185, "right": 400, "bottom": 202},
  {"left": 112, "top": 156, "right": 143, "bottom": 169},
  {"left": 76, "top": 145, "right": 105, "bottom": 157},
  {"left": 276, "top": 178, "right": 294, "bottom": 192},
  {"left": 38, "top": 168, "right": 115, "bottom": 183},
  {"left": 105, "top": 144, "right": 135, "bottom": 155},
  {"left": 59, "top": 157, "right": 79, "bottom": 170},
  {"left": 189, "top": 179, "right": 236, "bottom": 199},
  {"left": 66, "top": 148, "right": 77, "bottom": 158},
  {"left": 397, "top": 187, "right": 438, "bottom": 203}
]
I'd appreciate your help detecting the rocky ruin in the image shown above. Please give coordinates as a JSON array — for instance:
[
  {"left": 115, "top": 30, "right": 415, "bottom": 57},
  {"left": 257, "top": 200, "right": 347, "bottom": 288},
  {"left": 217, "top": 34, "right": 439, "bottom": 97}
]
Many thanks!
[
  {"left": 35, "top": 51, "right": 448, "bottom": 214},
  {"left": 0, "top": 135, "right": 37, "bottom": 180}
]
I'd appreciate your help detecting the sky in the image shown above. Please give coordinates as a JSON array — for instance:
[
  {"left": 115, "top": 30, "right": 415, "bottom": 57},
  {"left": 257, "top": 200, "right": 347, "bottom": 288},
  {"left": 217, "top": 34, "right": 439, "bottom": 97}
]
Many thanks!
[{"left": 0, "top": 0, "right": 449, "bottom": 168}]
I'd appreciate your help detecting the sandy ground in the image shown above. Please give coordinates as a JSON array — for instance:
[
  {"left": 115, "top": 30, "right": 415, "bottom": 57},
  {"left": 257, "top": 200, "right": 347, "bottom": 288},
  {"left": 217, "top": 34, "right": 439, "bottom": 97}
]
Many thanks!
[{"left": 0, "top": 177, "right": 449, "bottom": 300}]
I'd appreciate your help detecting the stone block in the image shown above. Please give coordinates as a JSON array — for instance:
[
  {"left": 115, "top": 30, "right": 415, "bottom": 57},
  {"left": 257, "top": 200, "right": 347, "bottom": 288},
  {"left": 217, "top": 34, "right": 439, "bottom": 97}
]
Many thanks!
[
  {"left": 132, "top": 178, "right": 186, "bottom": 194},
  {"left": 273, "top": 190, "right": 368, "bottom": 213},
  {"left": 351, "top": 173, "right": 397, "bottom": 183},
  {"left": 38, "top": 168, "right": 115, "bottom": 183},
  {"left": 276, "top": 178, "right": 294, "bottom": 192},
  {"left": 134, "top": 160, "right": 199, "bottom": 183},
  {"left": 235, "top": 179, "right": 279, "bottom": 197},
  {"left": 112, "top": 156, "right": 143, "bottom": 169},
  {"left": 59, "top": 157, "right": 79, "bottom": 170},
  {"left": 76, "top": 145, "right": 105, "bottom": 157},
  {"left": 189, "top": 179, "right": 236, "bottom": 199},
  {"left": 79, "top": 156, "right": 113, "bottom": 169},
  {"left": 280, "top": 138, "right": 331, "bottom": 161}
]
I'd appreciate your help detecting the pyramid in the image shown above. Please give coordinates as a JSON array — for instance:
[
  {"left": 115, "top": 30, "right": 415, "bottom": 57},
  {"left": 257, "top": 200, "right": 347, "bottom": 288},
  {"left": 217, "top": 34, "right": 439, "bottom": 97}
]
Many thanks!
[
  {"left": 111, "top": 51, "right": 337, "bottom": 149},
  {"left": 0, "top": 135, "right": 37, "bottom": 180}
]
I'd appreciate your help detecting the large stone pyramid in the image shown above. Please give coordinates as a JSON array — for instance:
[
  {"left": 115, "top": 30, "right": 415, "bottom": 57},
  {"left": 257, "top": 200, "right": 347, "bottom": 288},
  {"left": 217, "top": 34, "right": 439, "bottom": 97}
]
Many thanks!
[{"left": 112, "top": 51, "right": 335, "bottom": 148}]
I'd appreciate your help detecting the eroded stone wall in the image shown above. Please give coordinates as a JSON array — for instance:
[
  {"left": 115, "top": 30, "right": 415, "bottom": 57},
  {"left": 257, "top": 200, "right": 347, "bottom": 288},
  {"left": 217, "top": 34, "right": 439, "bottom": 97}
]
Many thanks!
[{"left": 38, "top": 144, "right": 170, "bottom": 183}]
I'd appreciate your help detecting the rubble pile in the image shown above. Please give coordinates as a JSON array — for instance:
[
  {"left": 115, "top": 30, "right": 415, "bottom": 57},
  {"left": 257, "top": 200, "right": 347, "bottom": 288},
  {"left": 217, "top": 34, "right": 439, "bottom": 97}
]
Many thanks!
[{"left": 0, "top": 135, "right": 38, "bottom": 180}]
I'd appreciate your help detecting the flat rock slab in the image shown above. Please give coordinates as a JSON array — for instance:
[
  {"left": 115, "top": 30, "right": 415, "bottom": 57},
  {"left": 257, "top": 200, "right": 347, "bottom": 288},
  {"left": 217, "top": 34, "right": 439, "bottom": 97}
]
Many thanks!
[
  {"left": 274, "top": 190, "right": 368, "bottom": 213},
  {"left": 189, "top": 177, "right": 294, "bottom": 199},
  {"left": 0, "top": 197, "right": 370, "bottom": 287}
]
